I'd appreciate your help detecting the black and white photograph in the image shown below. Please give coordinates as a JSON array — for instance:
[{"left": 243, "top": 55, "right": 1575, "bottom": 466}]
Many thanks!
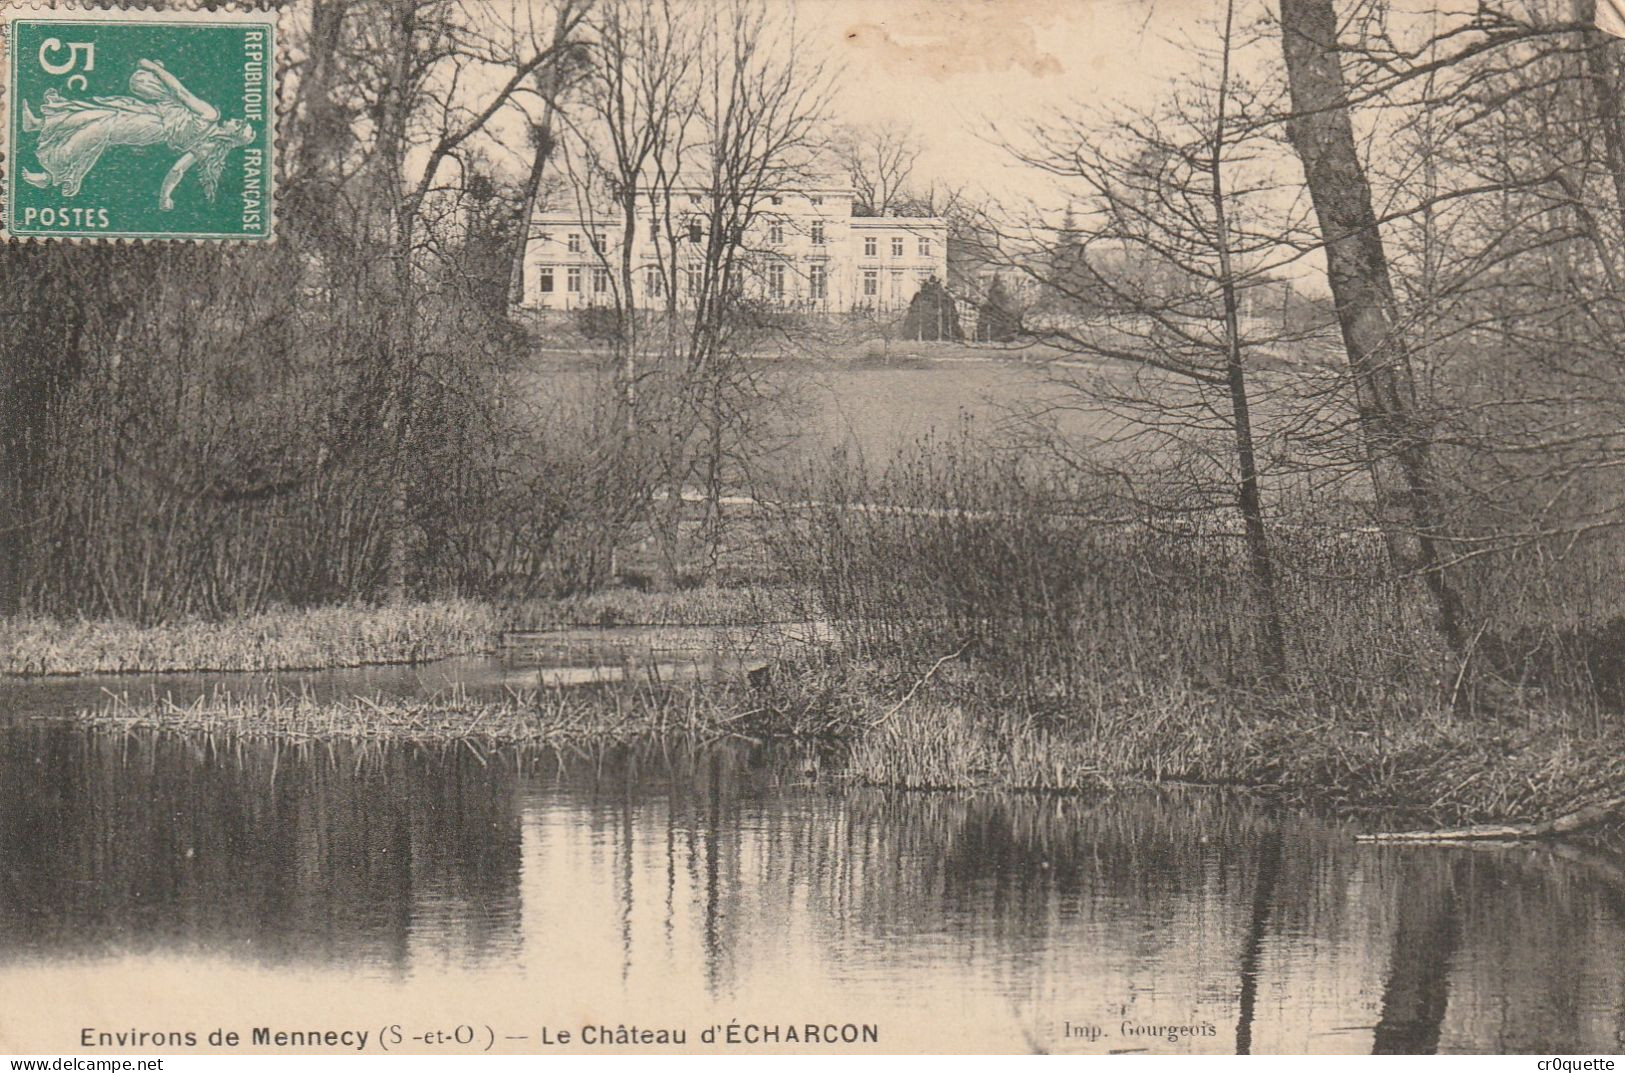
[{"left": 3, "top": 0, "right": 1625, "bottom": 1058}]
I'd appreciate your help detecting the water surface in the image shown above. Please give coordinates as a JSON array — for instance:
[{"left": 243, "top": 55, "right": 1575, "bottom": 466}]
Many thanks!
[{"left": 2, "top": 670, "right": 1624, "bottom": 1054}]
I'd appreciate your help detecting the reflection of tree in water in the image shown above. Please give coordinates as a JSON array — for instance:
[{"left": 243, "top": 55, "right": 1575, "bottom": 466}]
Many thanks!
[
  {"left": 1234, "top": 830, "right": 1283, "bottom": 1054},
  {"left": 1352, "top": 841, "right": 1625, "bottom": 1054},
  {"left": 697, "top": 781, "right": 1325, "bottom": 1012},
  {"left": 1412, "top": 845, "right": 1625, "bottom": 1053},
  {"left": 533, "top": 757, "right": 1365, "bottom": 1027},
  {"left": 536, "top": 741, "right": 764, "bottom": 999},
  {"left": 1371, "top": 853, "right": 1462, "bottom": 1054},
  {"left": 562, "top": 751, "right": 1625, "bottom": 1053},
  {"left": 0, "top": 726, "right": 522, "bottom": 969},
  {"left": 786, "top": 791, "right": 1303, "bottom": 942},
  {"left": 12, "top": 728, "right": 1625, "bottom": 1052},
  {"left": 392, "top": 745, "right": 525, "bottom": 965}
]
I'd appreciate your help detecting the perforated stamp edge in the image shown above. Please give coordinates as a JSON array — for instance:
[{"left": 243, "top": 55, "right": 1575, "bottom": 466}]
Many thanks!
[{"left": 0, "top": 1, "right": 289, "bottom": 244}]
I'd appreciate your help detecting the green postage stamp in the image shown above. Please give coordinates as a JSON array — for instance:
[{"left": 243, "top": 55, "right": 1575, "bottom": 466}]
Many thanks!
[{"left": 1, "top": 7, "right": 276, "bottom": 241}]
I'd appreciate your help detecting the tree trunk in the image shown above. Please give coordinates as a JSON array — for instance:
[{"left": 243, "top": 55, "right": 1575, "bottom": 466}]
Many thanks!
[
  {"left": 290, "top": 0, "right": 350, "bottom": 196},
  {"left": 380, "top": 0, "right": 417, "bottom": 605},
  {"left": 506, "top": 1, "right": 575, "bottom": 309},
  {"left": 1574, "top": 0, "right": 1625, "bottom": 237},
  {"left": 0, "top": 256, "right": 85, "bottom": 617},
  {"left": 1277, "top": 0, "right": 1465, "bottom": 656},
  {"left": 507, "top": 115, "right": 557, "bottom": 309},
  {"left": 1213, "top": 0, "right": 1285, "bottom": 676},
  {"left": 619, "top": 190, "right": 640, "bottom": 430}
]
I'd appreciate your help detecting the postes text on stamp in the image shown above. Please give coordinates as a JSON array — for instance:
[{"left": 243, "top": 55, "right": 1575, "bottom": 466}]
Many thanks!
[{"left": 2, "top": 7, "right": 275, "bottom": 241}]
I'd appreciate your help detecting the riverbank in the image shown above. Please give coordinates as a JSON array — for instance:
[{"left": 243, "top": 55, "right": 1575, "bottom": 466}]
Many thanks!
[
  {"left": 843, "top": 688, "right": 1625, "bottom": 827},
  {"left": 0, "top": 587, "right": 810, "bottom": 678},
  {"left": 59, "top": 656, "right": 1625, "bottom": 829},
  {"left": 8, "top": 585, "right": 1625, "bottom": 829},
  {"left": 0, "top": 600, "right": 500, "bottom": 676},
  {"left": 80, "top": 682, "right": 780, "bottom": 748}
]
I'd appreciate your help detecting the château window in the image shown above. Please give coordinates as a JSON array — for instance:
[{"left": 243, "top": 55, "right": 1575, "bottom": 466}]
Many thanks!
[
  {"left": 567, "top": 233, "right": 581, "bottom": 253},
  {"left": 566, "top": 266, "right": 581, "bottom": 293},
  {"left": 862, "top": 269, "right": 878, "bottom": 297},
  {"left": 592, "top": 232, "right": 605, "bottom": 252},
  {"left": 593, "top": 268, "right": 609, "bottom": 293},
  {"left": 769, "top": 262, "right": 785, "bottom": 299},
  {"left": 689, "top": 220, "right": 702, "bottom": 244},
  {"left": 809, "top": 264, "right": 826, "bottom": 300},
  {"left": 769, "top": 220, "right": 784, "bottom": 245},
  {"left": 918, "top": 237, "right": 931, "bottom": 256},
  {"left": 645, "top": 267, "right": 664, "bottom": 298},
  {"left": 864, "top": 236, "right": 877, "bottom": 257},
  {"left": 891, "top": 237, "right": 904, "bottom": 257},
  {"left": 811, "top": 219, "right": 825, "bottom": 246},
  {"left": 538, "top": 267, "right": 555, "bottom": 293}
]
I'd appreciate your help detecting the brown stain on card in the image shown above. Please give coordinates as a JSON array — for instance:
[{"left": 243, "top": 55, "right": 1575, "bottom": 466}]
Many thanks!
[{"left": 841, "top": 0, "right": 1067, "bottom": 82}]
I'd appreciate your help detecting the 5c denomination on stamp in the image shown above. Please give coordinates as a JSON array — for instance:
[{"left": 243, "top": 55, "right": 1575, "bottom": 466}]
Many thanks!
[{"left": 2, "top": 6, "right": 275, "bottom": 241}]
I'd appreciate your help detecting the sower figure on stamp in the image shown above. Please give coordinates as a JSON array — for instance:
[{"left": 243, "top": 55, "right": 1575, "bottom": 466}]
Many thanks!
[{"left": 21, "top": 58, "right": 254, "bottom": 209}]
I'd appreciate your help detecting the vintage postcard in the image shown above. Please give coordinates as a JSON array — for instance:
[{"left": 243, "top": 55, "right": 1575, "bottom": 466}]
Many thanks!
[{"left": 2, "top": 0, "right": 1625, "bottom": 1060}]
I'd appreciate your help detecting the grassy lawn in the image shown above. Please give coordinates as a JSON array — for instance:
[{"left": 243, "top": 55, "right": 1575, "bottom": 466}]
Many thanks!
[
  {"left": 518, "top": 337, "right": 1127, "bottom": 475},
  {"left": 503, "top": 583, "right": 808, "bottom": 629}
]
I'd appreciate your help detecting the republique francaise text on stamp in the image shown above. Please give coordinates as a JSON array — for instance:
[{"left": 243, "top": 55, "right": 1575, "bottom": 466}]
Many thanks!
[{"left": 1, "top": 6, "right": 275, "bottom": 241}]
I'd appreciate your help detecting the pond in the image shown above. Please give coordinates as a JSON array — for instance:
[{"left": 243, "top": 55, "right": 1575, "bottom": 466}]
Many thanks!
[{"left": 2, "top": 662, "right": 1624, "bottom": 1054}]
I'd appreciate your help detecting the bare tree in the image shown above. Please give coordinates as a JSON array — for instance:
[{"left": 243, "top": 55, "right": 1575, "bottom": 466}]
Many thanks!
[
  {"left": 1341, "top": 0, "right": 1625, "bottom": 696},
  {"left": 575, "top": 0, "right": 700, "bottom": 425},
  {"left": 669, "top": 0, "right": 831, "bottom": 572},
  {"left": 540, "top": 0, "right": 828, "bottom": 582},
  {"left": 835, "top": 119, "right": 922, "bottom": 216},
  {"left": 1210, "top": 0, "right": 1286, "bottom": 674},
  {"left": 996, "top": 0, "right": 1295, "bottom": 674},
  {"left": 359, "top": 0, "right": 587, "bottom": 600}
]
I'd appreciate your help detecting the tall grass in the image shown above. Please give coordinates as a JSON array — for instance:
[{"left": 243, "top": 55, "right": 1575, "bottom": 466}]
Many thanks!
[
  {"left": 843, "top": 696, "right": 1625, "bottom": 824},
  {"left": 760, "top": 434, "right": 1625, "bottom": 819},
  {"left": 2, "top": 599, "right": 499, "bottom": 676},
  {"left": 768, "top": 436, "right": 1451, "bottom": 715},
  {"left": 78, "top": 674, "right": 837, "bottom": 746}
]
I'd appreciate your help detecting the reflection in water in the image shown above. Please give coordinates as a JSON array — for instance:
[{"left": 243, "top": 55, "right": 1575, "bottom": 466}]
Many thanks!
[
  {"left": 0, "top": 724, "right": 522, "bottom": 971},
  {"left": 1234, "top": 830, "right": 1283, "bottom": 1055},
  {"left": 1372, "top": 856, "right": 1461, "bottom": 1054},
  {"left": 2, "top": 718, "right": 1624, "bottom": 1053}
]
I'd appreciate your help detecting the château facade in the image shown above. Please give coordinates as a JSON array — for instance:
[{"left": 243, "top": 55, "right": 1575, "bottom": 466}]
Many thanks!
[{"left": 519, "top": 183, "right": 948, "bottom": 314}]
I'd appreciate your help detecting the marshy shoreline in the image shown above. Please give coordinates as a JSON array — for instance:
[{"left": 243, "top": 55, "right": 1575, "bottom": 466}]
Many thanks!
[
  {"left": 8, "top": 590, "right": 1625, "bottom": 837},
  {"left": 0, "top": 600, "right": 502, "bottom": 678}
]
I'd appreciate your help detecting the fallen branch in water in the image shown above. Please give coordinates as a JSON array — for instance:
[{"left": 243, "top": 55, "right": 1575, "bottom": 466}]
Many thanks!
[{"left": 1356, "top": 793, "right": 1625, "bottom": 843}]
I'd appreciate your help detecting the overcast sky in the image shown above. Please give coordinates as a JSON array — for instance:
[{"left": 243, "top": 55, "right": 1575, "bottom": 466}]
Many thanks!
[{"left": 808, "top": 0, "right": 1217, "bottom": 202}]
